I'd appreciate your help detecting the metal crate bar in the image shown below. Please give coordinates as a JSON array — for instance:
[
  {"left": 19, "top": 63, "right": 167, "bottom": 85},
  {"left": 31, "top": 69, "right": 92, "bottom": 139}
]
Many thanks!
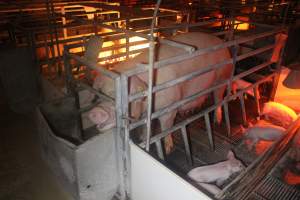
[
  {"left": 124, "top": 28, "right": 281, "bottom": 77},
  {"left": 139, "top": 73, "right": 276, "bottom": 148}
]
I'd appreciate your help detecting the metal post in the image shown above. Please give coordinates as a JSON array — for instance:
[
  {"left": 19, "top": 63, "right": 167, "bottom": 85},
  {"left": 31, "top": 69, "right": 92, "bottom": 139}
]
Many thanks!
[
  {"left": 125, "top": 18, "right": 130, "bottom": 60},
  {"left": 155, "top": 140, "right": 164, "bottom": 160},
  {"left": 61, "top": 6, "right": 68, "bottom": 39},
  {"left": 145, "top": 0, "right": 162, "bottom": 152},
  {"left": 45, "top": 0, "right": 56, "bottom": 75},
  {"left": 115, "top": 76, "right": 127, "bottom": 200},
  {"left": 269, "top": 34, "right": 287, "bottom": 100},
  {"left": 49, "top": 0, "right": 63, "bottom": 76},
  {"left": 253, "top": 85, "right": 261, "bottom": 120},
  {"left": 120, "top": 74, "right": 131, "bottom": 199},
  {"left": 239, "top": 93, "right": 247, "bottom": 125},
  {"left": 181, "top": 126, "right": 193, "bottom": 165},
  {"left": 204, "top": 112, "right": 214, "bottom": 151}
]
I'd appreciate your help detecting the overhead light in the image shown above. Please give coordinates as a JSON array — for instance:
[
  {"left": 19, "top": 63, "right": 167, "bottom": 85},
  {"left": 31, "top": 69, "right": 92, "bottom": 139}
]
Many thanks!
[{"left": 283, "top": 63, "right": 300, "bottom": 89}]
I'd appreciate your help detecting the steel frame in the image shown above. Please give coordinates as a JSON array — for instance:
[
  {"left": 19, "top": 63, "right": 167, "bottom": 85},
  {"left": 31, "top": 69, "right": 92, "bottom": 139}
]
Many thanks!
[
  {"left": 61, "top": 1, "right": 292, "bottom": 199},
  {"left": 64, "top": 12, "right": 286, "bottom": 200}
]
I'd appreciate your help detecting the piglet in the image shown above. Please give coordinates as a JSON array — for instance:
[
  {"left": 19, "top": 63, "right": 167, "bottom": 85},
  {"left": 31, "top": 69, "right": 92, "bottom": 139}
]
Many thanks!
[
  {"left": 243, "top": 122, "right": 286, "bottom": 150},
  {"left": 187, "top": 150, "right": 245, "bottom": 186},
  {"left": 262, "top": 101, "right": 298, "bottom": 128}
]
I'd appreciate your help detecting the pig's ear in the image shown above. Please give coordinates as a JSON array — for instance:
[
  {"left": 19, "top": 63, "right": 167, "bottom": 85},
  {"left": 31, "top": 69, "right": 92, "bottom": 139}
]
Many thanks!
[
  {"left": 227, "top": 150, "right": 235, "bottom": 160},
  {"left": 130, "top": 76, "right": 147, "bottom": 119}
]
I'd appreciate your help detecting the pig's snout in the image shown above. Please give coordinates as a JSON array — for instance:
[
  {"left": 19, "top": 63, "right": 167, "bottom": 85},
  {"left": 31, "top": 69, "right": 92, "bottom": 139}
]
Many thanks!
[
  {"left": 88, "top": 107, "right": 109, "bottom": 125},
  {"left": 88, "top": 102, "right": 116, "bottom": 131}
]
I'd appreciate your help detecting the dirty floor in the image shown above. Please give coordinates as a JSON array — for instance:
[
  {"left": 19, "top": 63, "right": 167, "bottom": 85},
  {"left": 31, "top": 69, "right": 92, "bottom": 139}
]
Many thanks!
[{"left": 0, "top": 95, "right": 72, "bottom": 199}]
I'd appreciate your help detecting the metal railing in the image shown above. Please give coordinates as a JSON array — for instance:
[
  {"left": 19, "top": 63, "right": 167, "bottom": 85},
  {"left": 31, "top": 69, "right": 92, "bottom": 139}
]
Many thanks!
[{"left": 63, "top": 3, "right": 287, "bottom": 199}]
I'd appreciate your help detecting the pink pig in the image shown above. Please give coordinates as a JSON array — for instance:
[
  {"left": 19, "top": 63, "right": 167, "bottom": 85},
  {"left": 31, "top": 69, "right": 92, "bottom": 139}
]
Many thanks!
[{"left": 87, "top": 32, "right": 233, "bottom": 154}]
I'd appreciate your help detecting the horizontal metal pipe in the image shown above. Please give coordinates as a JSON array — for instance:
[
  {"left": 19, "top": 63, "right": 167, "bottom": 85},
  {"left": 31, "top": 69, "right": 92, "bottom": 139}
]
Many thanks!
[
  {"left": 129, "top": 58, "right": 234, "bottom": 102},
  {"left": 233, "top": 61, "right": 273, "bottom": 81},
  {"left": 124, "top": 28, "right": 283, "bottom": 77},
  {"left": 138, "top": 73, "right": 276, "bottom": 145},
  {"left": 129, "top": 44, "right": 274, "bottom": 102},
  {"left": 97, "top": 49, "right": 145, "bottom": 62},
  {"left": 236, "top": 44, "right": 275, "bottom": 61},
  {"left": 77, "top": 81, "right": 115, "bottom": 102},
  {"left": 66, "top": 51, "right": 119, "bottom": 79}
]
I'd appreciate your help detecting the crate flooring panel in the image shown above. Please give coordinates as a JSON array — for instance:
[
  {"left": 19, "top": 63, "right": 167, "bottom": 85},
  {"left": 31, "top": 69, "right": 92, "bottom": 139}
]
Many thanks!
[{"left": 250, "top": 176, "right": 300, "bottom": 200}]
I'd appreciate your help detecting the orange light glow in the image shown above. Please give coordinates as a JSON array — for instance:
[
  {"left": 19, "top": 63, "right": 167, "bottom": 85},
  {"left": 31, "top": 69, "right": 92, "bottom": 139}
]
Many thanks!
[
  {"left": 255, "top": 141, "right": 273, "bottom": 155},
  {"left": 98, "top": 36, "right": 148, "bottom": 65},
  {"left": 284, "top": 169, "right": 300, "bottom": 185},
  {"left": 235, "top": 16, "right": 250, "bottom": 30},
  {"left": 275, "top": 67, "right": 300, "bottom": 112},
  {"left": 264, "top": 101, "right": 298, "bottom": 120}
]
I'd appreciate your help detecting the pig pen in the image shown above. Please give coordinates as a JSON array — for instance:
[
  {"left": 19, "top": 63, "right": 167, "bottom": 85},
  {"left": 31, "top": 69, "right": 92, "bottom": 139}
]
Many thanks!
[{"left": 44, "top": 9, "right": 300, "bottom": 200}]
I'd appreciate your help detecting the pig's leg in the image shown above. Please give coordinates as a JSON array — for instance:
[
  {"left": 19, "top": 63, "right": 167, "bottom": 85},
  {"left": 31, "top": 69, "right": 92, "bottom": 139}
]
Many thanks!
[
  {"left": 159, "top": 111, "right": 177, "bottom": 154},
  {"left": 213, "top": 85, "right": 227, "bottom": 124}
]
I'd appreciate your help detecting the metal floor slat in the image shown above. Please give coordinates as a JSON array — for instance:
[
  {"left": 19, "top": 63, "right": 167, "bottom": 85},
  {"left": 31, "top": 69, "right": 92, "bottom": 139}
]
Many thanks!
[{"left": 251, "top": 176, "right": 300, "bottom": 200}]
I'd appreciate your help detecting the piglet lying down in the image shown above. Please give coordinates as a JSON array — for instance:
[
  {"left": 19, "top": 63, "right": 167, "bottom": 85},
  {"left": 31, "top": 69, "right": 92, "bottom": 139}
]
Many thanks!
[
  {"left": 187, "top": 150, "right": 245, "bottom": 196},
  {"left": 262, "top": 101, "right": 298, "bottom": 129},
  {"left": 241, "top": 121, "right": 286, "bottom": 150}
]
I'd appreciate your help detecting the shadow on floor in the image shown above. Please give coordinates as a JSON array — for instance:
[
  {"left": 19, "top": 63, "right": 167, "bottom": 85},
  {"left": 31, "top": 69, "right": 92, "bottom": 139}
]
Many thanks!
[{"left": 0, "top": 99, "right": 72, "bottom": 200}]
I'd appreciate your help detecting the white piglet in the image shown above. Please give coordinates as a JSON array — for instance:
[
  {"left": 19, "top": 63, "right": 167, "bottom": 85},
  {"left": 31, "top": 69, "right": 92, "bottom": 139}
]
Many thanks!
[
  {"left": 262, "top": 101, "right": 298, "bottom": 128},
  {"left": 243, "top": 123, "right": 286, "bottom": 150},
  {"left": 187, "top": 151, "right": 245, "bottom": 186}
]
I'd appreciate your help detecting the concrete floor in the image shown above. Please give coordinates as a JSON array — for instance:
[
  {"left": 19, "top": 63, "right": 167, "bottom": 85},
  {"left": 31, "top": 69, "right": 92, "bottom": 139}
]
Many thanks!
[{"left": 0, "top": 97, "right": 72, "bottom": 199}]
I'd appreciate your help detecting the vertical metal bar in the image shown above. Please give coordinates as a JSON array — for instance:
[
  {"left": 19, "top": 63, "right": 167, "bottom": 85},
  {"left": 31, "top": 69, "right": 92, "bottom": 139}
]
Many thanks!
[
  {"left": 145, "top": 0, "right": 162, "bottom": 152},
  {"left": 49, "top": 0, "right": 62, "bottom": 76},
  {"left": 185, "top": 12, "right": 190, "bottom": 33},
  {"left": 125, "top": 18, "right": 130, "bottom": 60},
  {"left": 94, "top": 13, "right": 98, "bottom": 35},
  {"left": 61, "top": 6, "right": 68, "bottom": 39},
  {"left": 204, "top": 113, "right": 214, "bottom": 151},
  {"left": 155, "top": 140, "right": 164, "bottom": 160},
  {"left": 181, "top": 126, "right": 193, "bottom": 165},
  {"left": 63, "top": 47, "right": 73, "bottom": 94},
  {"left": 269, "top": 34, "right": 286, "bottom": 100},
  {"left": 44, "top": 35, "right": 51, "bottom": 73},
  {"left": 239, "top": 93, "right": 247, "bottom": 125},
  {"left": 120, "top": 74, "right": 131, "bottom": 199},
  {"left": 253, "top": 85, "right": 261, "bottom": 120},
  {"left": 45, "top": 0, "right": 56, "bottom": 74},
  {"left": 223, "top": 101, "right": 231, "bottom": 137},
  {"left": 115, "top": 76, "right": 126, "bottom": 200}
]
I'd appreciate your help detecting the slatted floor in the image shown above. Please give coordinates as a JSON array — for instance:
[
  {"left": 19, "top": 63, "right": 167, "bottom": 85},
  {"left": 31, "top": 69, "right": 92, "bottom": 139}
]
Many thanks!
[{"left": 250, "top": 176, "right": 300, "bottom": 200}]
